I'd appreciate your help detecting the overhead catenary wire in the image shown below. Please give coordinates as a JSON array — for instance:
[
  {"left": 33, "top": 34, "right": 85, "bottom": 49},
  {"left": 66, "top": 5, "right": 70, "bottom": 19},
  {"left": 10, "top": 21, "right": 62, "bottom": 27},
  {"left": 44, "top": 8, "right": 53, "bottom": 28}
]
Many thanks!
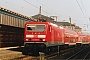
[
  {"left": 35, "top": 0, "right": 57, "bottom": 15},
  {"left": 75, "top": 0, "right": 87, "bottom": 19},
  {"left": 35, "top": 0, "right": 70, "bottom": 21},
  {"left": 3, "top": 0, "right": 51, "bottom": 16},
  {"left": 3, "top": 0, "right": 89, "bottom": 19},
  {"left": 35, "top": 0, "right": 90, "bottom": 22},
  {"left": 23, "top": 0, "right": 38, "bottom": 9},
  {"left": 23, "top": 0, "right": 51, "bottom": 15},
  {"left": 75, "top": 0, "right": 89, "bottom": 30},
  {"left": 37, "top": 0, "right": 72, "bottom": 17},
  {"left": 3, "top": 0, "right": 35, "bottom": 16},
  {"left": 80, "top": 0, "right": 88, "bottom": 17},
  {"left": 80, "top": 0, "right": 89, "bottom": 28}
]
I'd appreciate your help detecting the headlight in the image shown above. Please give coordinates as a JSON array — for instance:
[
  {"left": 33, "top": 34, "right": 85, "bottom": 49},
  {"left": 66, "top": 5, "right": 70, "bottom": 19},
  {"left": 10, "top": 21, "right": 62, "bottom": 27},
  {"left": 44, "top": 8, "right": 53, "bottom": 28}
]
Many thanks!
[
  {"left": 26, "top": 35, "right": 33, "bottom": 38},
  {"left": 38, "top": 35, "right": 46, "bottom": 38},
  {"left": 43, "top": 39, "right": 45, "bottom": 41},
  {"left": 26, "top": 39, "right": 28, "bottom": 41}
]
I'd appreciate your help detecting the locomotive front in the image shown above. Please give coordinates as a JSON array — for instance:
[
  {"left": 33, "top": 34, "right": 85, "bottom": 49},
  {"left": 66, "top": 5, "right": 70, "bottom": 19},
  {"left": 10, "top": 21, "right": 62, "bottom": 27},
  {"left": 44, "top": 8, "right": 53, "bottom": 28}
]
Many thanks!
[{"left": 23, "top": 22, "right": 48, "bottom": 55}]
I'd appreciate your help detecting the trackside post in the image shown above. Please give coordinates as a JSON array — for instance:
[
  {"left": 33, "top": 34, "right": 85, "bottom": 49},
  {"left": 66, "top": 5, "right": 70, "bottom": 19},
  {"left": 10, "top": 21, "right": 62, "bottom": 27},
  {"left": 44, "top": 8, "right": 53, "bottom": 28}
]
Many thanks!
[
  {"left": 39, "top": 52, "right": 45, "bottom": 60},
  {"left": 58, "top": 46, "right": 60, "bottom": 56}
]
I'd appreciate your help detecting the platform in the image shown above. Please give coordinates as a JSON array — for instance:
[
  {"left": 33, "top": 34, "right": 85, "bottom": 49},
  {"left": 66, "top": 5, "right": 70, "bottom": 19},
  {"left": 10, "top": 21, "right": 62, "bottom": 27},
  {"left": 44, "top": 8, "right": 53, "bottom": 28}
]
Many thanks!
[{"left": 0, "top": 46, "right": 24, "bottom": 60}]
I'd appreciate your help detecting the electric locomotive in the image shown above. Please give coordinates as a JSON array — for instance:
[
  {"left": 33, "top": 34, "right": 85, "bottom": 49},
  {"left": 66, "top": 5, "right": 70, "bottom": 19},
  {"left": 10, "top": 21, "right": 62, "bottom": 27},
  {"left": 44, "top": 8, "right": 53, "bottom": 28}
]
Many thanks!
[{"left": 22, "top": 22, "right": 64, "bottom": 55}]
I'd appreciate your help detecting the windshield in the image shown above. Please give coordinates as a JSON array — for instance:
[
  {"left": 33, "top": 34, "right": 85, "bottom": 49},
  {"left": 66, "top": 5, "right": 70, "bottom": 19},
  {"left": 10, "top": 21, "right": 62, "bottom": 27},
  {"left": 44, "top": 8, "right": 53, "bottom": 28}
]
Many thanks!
[{"left": 26, "top": 24, "right": 46, "bottom": 32}]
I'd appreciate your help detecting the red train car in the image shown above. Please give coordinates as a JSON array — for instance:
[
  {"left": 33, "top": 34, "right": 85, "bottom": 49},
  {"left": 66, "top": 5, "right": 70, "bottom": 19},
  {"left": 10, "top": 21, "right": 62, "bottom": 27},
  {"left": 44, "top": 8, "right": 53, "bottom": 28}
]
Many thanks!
[
  {"left": 64, "top": 28, "right": 78, "bottom": 46},
  {"left": 76, "top": 32, "right": 90, "bottom": 46},
  {"left": 76, "top": 32, "right": 83, "bottom": 46},
  {"left": 87, "top": 34, "right": 90, "bottom": 44},
  {"left": 22, "top": 22, "right": 65, "bottom": 55},
  {"left": 81, "top": 33, "right": 90, "bottom": 45}
]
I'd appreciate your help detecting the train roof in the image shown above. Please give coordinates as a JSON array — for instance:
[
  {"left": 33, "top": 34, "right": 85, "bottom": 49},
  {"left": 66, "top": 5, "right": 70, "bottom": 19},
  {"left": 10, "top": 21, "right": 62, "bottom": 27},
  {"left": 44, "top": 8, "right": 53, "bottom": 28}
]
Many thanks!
[
  {"left": 25, "top": 22, "right": 64, "bottom": 29},
  {"left": 25, "top": 22, "right": 50, "bottom": 24},
  {"left": 50, "top": 23, "right": 58, "bottom": 27},
  {"left": 64, "top": 28, "right": 77, "bottom": 35}
]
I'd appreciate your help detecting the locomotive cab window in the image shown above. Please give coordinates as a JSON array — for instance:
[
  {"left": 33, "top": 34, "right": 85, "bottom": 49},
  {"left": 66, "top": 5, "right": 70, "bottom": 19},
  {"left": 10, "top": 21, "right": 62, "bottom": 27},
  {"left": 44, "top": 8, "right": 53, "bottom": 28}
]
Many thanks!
[
  {"left": 26, "top": 24, "right": 46, "bottom": 32},
  {"left": 36, "top": 25, "right": 46, "bottom": 31},
  {"left": 27, "top": 25, "right": 35, "bottom": 30}
]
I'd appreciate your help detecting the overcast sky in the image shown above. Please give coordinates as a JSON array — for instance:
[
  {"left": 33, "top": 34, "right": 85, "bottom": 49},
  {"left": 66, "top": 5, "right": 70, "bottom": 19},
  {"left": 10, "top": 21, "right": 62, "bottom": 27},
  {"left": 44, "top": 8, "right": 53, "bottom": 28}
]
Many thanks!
[{"left": 0, "top": 0, "right": 90, "bottom": 33}]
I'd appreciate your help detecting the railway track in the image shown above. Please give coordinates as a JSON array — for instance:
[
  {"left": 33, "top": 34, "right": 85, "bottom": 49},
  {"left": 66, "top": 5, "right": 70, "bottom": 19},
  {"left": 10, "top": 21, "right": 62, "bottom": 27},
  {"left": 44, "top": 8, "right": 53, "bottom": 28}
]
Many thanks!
[
  {"left": 47, "top": 45, "right": 89, "bottom": 60},
  {"left": 66, "top": 46, "right": 90, "bottom": 60},
  {"left": 83, "top": 51, "right": 90, "bottom": 59},
  {"left": 2, "top": 45, "right": 90, "bottom": 60},
  {"left": 45, "top": 46, "right": 79, "bottom": 59},
  {"left": 12, "top": 46, "right": 79, "bottom": 60},
  {"left": 60, "top": 47, "right": 79, "bottom": 56},
  {"left": 66, "top": 46, "right": 88, "bottom": 60}
]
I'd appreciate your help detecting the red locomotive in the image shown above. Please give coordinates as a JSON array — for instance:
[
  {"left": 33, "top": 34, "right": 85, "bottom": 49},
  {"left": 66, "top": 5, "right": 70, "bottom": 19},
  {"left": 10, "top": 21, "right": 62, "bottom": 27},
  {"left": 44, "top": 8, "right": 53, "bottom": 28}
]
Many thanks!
[
  {"left": 22, "top": 22, "right": 79, "bottom": 55},
  {"left": 22, "top": 22, "right": 65, "bottom": 55}
]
